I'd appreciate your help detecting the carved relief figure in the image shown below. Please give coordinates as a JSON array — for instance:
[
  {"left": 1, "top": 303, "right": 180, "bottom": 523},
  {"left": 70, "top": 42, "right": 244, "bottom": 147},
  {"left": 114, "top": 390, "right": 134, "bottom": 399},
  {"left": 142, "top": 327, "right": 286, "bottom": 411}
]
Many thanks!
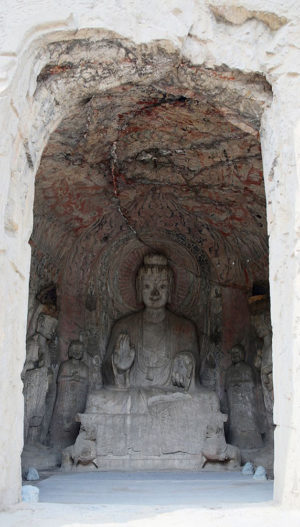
[
  {"left": 103, "top": 253, "right": 198, "bottom": 392},
  {"left": 225, "top": 344, "right": 263, "bottom": 449},
  {"left": 253, "top": 312, "right": 273, "bottom": 437},
  {"left": 63, "top": 253, "right": 239, "bottom": 470},
  {"left": 22, "top": 313, "right": 57, "bottom": 443},
  {"left": 50, "top": 340, "right": 89, "bottom": 448}
]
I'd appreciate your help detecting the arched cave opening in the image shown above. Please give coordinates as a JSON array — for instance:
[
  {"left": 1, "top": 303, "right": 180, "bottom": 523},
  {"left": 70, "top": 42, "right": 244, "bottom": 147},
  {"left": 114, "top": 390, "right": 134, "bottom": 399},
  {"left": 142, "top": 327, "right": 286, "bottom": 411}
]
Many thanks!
[{"left": 21, "top": 36, "right": 273, "bottom": 478}]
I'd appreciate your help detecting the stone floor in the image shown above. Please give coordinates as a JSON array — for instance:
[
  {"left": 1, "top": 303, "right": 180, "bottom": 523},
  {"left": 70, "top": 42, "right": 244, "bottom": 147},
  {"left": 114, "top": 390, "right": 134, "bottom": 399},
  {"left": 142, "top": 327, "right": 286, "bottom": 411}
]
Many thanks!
[
  {"left": 2, "top": 471, "right": 300, "bottom": 526},
  {"left": 35, "top": 471, "right": 273, "bottom": 505}
]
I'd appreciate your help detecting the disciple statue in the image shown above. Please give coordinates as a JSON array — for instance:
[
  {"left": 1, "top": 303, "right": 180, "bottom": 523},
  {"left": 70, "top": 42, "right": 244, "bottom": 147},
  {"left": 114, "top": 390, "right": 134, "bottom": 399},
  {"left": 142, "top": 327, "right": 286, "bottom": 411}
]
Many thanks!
[
  {"left": 253, "top": 312, "right": 273, "bottom": 440},
  {"left": 50, "top": 340, "right": 89, "bottom": 448},
  {"left": 22, "top": 313, "right": 57, "bottom": 444},
  {"left": 63, "top": 254, "right": 240, "bottom": 470},
  {"left": 225, "top": 344, "right": 263, "bottom": 450}
]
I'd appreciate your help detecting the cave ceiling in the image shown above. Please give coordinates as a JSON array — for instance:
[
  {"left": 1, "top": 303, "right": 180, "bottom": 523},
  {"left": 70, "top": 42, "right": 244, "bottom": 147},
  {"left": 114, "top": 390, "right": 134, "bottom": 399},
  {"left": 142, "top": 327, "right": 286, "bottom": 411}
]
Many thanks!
[{"left": 31, "top": 38, "right": 271, "bottom": 291}]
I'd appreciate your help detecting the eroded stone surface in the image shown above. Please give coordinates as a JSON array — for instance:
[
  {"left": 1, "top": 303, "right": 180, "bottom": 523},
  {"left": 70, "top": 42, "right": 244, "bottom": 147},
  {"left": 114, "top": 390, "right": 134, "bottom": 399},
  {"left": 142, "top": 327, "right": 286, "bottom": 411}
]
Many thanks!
[
  {"left": 22, "top": 33, "right": 273, "bottom": 477},
  {"left": 1, "top": 0, "right": 300, "bottom": 509},
  {"left": 225, "top": 344, "right": 263, "bottom": 450},
  {"left": 63, "top": 254, "right": 240, "bottom": 470},
  {"left": 22, "top": 313, "right": 58, "bottom": 444},
  {"left": 25, "top": 468, "right": 39, "bottom": 481},
  {"left": 21, "top": 485, "right": 39, "bottom": 503},
  {"left": 50, "top": 340, "right": 89, "bottom": 448}
]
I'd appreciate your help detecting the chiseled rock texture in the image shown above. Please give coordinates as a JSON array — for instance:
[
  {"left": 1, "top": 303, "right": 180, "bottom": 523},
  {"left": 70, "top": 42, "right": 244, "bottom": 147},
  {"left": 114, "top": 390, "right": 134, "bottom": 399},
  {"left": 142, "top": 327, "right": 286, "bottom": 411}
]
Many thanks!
[
  {"left": 21, "top": 485, "right": 39, "bottom": 503},
  {"left": 0, "top": 0, "right": 300, "bottom": 509},
  {"left": 25, "top": 468, "right": 39, "bottom": 482},
  {"left": 28, "top": 37, "right": 271, "bottom": 469}
]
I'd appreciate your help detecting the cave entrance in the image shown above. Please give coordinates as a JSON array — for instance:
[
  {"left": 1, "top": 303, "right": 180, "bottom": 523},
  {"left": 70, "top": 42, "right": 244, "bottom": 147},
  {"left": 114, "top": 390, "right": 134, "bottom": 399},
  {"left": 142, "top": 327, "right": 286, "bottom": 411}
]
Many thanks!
[{"left": 20, "top": 35, "right": 273, "bottom": 492}]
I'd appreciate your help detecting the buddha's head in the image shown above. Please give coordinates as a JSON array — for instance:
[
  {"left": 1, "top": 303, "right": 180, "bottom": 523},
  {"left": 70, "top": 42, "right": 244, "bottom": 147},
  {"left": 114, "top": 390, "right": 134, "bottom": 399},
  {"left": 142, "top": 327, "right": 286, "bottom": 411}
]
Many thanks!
[
  {"left": 253, "top": 311, "right": 271, "bottom": 339},
  {"left": 36, "top": 313, "right": 57, "bottom": 340},
  {"left": 68, "top": 340, "right": 84, "bottom": 360},
  {"left": 230, "top": 344, "right": 245, "bottom": 364},
  {"left": 136, "top": 253, "right": 174, "bottom": 309}
]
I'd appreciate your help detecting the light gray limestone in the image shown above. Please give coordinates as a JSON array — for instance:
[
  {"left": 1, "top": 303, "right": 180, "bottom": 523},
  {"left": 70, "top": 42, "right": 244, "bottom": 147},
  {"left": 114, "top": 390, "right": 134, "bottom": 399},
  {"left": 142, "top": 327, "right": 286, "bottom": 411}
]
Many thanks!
[
  {"left": 253, "top": 466, "right": 267, "bottom": 481},
  {"left": 242, "top": 462, "right": 255, "bottom": 475},
  {"left": 22, "top": 313, "right": 57, "bottom": 444},
  {"left": 0, "top": 0, "right": 300, "bottom": 509},
  {"left": 63, "top": 254, "right": 240, "bottom": 471},
  {"left": 50, "top": 340, "right": 89, "bottom": 448},
  {"left": 22, "top": 485, "right": 39, "bottom": 502},
  {"left": 253, "top": 312, "right": 274, "bottom": 438},
  {"left": 225, "top": 345, "right": 263, "bottom": 450},
  {"left": 25, "top": 467, "right": 39, "bottom": 481}
]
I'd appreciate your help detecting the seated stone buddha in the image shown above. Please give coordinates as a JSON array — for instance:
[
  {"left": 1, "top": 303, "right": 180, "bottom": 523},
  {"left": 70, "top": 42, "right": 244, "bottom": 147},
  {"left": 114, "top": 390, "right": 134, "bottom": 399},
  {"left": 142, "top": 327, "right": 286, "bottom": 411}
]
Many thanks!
[
  {"left": 102, "top": 253, "right": 198, "bottom": 393},
  {"left": 63, "top": 254, "right": 240, "bottom": 470}
]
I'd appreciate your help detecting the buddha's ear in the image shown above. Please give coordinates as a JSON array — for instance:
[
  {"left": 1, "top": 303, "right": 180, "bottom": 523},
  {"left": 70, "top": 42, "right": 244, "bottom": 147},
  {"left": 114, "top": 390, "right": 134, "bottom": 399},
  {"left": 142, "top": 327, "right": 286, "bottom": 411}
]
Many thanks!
[
  {"left": 136, "top": 274, "right": 143, "bottom": 304},
  {"left": 167, "top": 268, "right": 174, "bottom": 303}
]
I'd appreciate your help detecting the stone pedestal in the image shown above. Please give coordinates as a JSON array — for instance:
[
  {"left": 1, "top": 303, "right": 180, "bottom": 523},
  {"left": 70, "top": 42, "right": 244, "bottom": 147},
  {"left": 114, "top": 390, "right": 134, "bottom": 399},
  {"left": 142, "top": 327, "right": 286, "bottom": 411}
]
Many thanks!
[{"left": 63, "top": 387, "right": 240, "bottom": 470}]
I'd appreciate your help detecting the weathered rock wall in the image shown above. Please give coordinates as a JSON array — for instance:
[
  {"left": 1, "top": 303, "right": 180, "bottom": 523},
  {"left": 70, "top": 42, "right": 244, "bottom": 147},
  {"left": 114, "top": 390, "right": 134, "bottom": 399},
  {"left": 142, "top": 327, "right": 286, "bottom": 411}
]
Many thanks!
[{"left": 0, "top": 0, "right": 300, "bottom": 508}]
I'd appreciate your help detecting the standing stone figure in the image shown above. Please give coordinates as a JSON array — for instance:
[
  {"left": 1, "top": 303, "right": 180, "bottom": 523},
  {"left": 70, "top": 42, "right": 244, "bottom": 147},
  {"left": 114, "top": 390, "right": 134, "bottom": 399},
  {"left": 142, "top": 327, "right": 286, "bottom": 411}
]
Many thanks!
[
  {"left": 225, "top": 344, "right": 263, "bottom": 450},
  {"left": 63, "top": 253, "right": 240, "bottom": 470},
  {"left": 22, "top": 313, "right": 57, "bottom": 443},
  {"left": 253, "top": 312, "right": 273, "bottom": 438},
  {"left": 50, "top": 340, "right": 89, "bottom": 448}
]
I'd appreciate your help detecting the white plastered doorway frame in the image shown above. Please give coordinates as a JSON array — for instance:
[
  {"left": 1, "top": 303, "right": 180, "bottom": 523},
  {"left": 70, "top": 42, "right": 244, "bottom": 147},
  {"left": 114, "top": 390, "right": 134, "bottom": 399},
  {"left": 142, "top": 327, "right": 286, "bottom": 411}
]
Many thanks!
[{"left": 0, "top": 8, "right": 300, "bottom": 509}]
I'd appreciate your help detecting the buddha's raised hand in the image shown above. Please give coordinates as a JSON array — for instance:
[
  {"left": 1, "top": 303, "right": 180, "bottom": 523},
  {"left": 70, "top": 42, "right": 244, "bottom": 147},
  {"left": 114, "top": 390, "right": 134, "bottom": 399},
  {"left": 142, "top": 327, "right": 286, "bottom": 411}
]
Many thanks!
[{"left": 113, "top": 333, "right": 135, "bottom": 372}]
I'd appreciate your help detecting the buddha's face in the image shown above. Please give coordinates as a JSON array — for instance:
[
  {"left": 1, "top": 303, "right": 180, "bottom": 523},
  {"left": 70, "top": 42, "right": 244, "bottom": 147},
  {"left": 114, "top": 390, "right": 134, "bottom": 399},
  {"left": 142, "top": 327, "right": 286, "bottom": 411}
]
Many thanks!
[
  {"left": 230, "top": 347, "right": 244, "bottom": 364},
  {"left": 254, "top": 314, "right": 270, "bottom": 339},
  {"left": 68, "top": 341, "right": 83, "bottom": 360},
  {"left": 141, "top": 271, "right": 169, "bottom": 309},
  {"left": 36, "top": 314, "right": 57, "bottom": 340}
]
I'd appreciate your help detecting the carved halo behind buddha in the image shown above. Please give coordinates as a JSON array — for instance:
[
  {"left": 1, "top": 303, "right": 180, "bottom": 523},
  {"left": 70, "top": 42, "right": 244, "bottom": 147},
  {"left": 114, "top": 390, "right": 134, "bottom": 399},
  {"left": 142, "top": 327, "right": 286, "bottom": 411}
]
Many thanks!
[{"left": 63, "top": 253, "right": 240, "bottom": 471}]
